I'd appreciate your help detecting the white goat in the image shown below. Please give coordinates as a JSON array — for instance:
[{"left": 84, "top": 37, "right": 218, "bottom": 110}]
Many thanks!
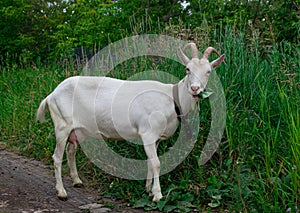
[{"left": 36, "top": 43, "right": 225, "bottom": 202}]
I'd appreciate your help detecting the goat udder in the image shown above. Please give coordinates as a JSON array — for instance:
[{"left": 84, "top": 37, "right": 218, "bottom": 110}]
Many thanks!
[{"left": 68, "top": 130, "right": 78, "bottom": 149}]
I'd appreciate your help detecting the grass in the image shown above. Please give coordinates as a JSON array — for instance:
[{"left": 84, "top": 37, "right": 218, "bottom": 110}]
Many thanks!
[{"left": 0, "top": 27, "right": 299, "bottom": 212}]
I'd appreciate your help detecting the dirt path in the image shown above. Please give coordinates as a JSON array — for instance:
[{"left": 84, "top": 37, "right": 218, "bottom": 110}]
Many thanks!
[
  {"left": 0, "top": 149, "right": 101, "bottom": 212},
  {"left": 0, "top": 148, "right": 148, "bottom": 213}
]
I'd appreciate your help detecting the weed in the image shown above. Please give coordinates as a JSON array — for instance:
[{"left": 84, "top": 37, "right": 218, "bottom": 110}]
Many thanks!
[{"left": 0, "top": 26, "right": 299, "bottom": 212}]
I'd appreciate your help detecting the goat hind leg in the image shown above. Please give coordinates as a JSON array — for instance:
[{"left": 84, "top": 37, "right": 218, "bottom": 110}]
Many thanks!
[
  {"left": 66, "top": 141, "right": 83, "bottom": 187},
  {"left": 53, "top": 134, "right": 68, "bottom": 200}
]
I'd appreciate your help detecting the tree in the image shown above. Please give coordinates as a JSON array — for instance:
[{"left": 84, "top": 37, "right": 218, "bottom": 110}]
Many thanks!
[{"left": 0, "top": 0, "right": 28, "bottom": 60}]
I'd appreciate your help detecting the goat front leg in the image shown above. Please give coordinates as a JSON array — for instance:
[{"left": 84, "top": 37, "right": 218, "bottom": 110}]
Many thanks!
[
  {"left": 146, "top": 160, "right": 153, "bottom": 194},
  {"left": 146, "top": 140, "right": 160, "bottom": 194},
  {"left": 143, "top": 142, "right": 162, "bottom": 202}
]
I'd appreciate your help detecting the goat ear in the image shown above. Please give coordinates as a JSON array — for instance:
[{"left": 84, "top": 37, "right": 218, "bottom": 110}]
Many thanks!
[{"left": 211, "top": 54, "right": 226, "bottom": 68}]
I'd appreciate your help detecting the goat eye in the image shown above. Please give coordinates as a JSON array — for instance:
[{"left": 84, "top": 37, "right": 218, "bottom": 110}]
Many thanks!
[
  {"left": 207, "top": 70, "right": 211, "bottom": 74},
  {"left": 186, "top": 68, "right": 190, "bottom": 74}
]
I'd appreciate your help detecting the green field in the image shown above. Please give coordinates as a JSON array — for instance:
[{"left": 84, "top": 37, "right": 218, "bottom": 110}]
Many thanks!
[{"left": 1, "top": 27, "right": 299, "bottom": 212}]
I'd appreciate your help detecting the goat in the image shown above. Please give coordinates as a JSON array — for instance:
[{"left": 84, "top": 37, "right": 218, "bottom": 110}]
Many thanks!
[{"left": 36, "top": 43, "right": 225, "bottom": 202}]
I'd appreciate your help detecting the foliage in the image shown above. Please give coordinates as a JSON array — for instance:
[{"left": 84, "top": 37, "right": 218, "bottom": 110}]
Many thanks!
[
  {"left": 1, "top": 0, "right": 299, "bottom": 212},
  {"left": 0, "top": 0, "right": 299, "bottom": 63},
  {"left": 1, "top": 26, "right": 299, "bottom": 211},
  {"left": 133, "top": 185, "right": 195, "bottom": 212},
  {"left": 186, "top": 0, "right": 299, "bottom": 43}
]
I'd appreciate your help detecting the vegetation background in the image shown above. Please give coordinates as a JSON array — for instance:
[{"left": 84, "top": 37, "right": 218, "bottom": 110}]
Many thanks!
[{"left": 0, "top": 0, "right": 299, "bottom": 212}]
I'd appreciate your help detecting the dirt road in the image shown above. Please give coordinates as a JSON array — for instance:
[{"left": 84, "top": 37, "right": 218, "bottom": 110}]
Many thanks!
[
  {"left": 0, "top": 148, "right": 146, "bottom": 213},
  {"left": 0, "top": 149, "right": 101, "bottom": 212}
]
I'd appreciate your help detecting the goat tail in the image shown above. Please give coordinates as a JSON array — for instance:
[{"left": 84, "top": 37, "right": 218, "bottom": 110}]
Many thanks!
[{"left": 36, "top": 98, "right": 48, "bottom": 123}]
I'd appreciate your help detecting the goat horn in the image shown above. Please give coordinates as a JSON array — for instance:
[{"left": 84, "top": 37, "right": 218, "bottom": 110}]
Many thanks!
[
  {"left": 178, "top": 42, "right": 199, "bottom": 65},
  {"left": 185, "top": 43, "right": 199, "bottom": 58},
  {"left": 177, "top": 47, "right": 190, "bottom": 65},
  {"left": 202, "top": 47, "right": 221, "bottom": 59}
]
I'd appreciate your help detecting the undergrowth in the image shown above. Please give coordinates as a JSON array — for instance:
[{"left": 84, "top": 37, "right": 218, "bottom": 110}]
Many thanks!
[{"left": 0, "top": 26, "right": 299, "bottom": 212}]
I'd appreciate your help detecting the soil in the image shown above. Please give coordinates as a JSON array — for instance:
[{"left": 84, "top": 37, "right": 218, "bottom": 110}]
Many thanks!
[{"left": 0, "top": 147, "right": 151, "bottom": 213}]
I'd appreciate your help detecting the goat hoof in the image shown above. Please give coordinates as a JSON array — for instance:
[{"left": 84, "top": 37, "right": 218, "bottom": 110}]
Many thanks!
[
  {"left": 73, "top": 182, "right": 83, "bottom": 188},
  {"left": 57, "top": 189, "right": 68, "bottom": 201},
  {"left": 73, "top": 178, "right": 83, "bottom": 188},
  {"left": 152, "top": 192, "right": 163, "bottom": 202},
  {"left": 58, "top": 196, "right": 68, "bottom": 201}
]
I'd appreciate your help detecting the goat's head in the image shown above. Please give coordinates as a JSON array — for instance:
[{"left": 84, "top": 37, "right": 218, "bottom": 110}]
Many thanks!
[{"left": 178, "top": 43, "right": 225, "bottom": 101}]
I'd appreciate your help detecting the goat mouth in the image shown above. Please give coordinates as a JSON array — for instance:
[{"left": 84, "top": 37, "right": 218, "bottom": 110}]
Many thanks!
[{"left": 192, "top": 94, "right": 200, "bottom": 101}]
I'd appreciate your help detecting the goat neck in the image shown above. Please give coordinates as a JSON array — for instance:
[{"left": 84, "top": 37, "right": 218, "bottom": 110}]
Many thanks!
[{"left": 176, "top": 76, "right": 196, "bottom": 115}]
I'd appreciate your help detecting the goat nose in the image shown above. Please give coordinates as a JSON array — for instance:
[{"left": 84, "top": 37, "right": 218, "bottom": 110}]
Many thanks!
[{"left": 191, "top": 86, "right": 200, "bottom": 92}]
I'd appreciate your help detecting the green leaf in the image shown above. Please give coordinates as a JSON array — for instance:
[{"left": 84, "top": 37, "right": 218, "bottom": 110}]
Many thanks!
[
  {"left": 157, "top": 200, "right": 166, "bottom": 211},
  {"left": 201, "top": 91, "right": 213, "bottom": 99},
  {"left": 208, "top": 200, "right": 220, "bottom": 208},
  {"left": 212, "top": 195, "right": 222, "bottom": 200},
  {"left": 133, "top": 197, "right": 153, "bottom": 208},
  {"left": 164, "top": 205, "right": 178, "bottom": 212}
]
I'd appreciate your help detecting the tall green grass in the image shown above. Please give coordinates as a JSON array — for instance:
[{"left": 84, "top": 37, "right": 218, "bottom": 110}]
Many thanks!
[
  {"left": 0, "top": 28, "right": 299, "bottom": 212},
  {"left": 0, "top": 61, "right": 78, "bottom": 158}
]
